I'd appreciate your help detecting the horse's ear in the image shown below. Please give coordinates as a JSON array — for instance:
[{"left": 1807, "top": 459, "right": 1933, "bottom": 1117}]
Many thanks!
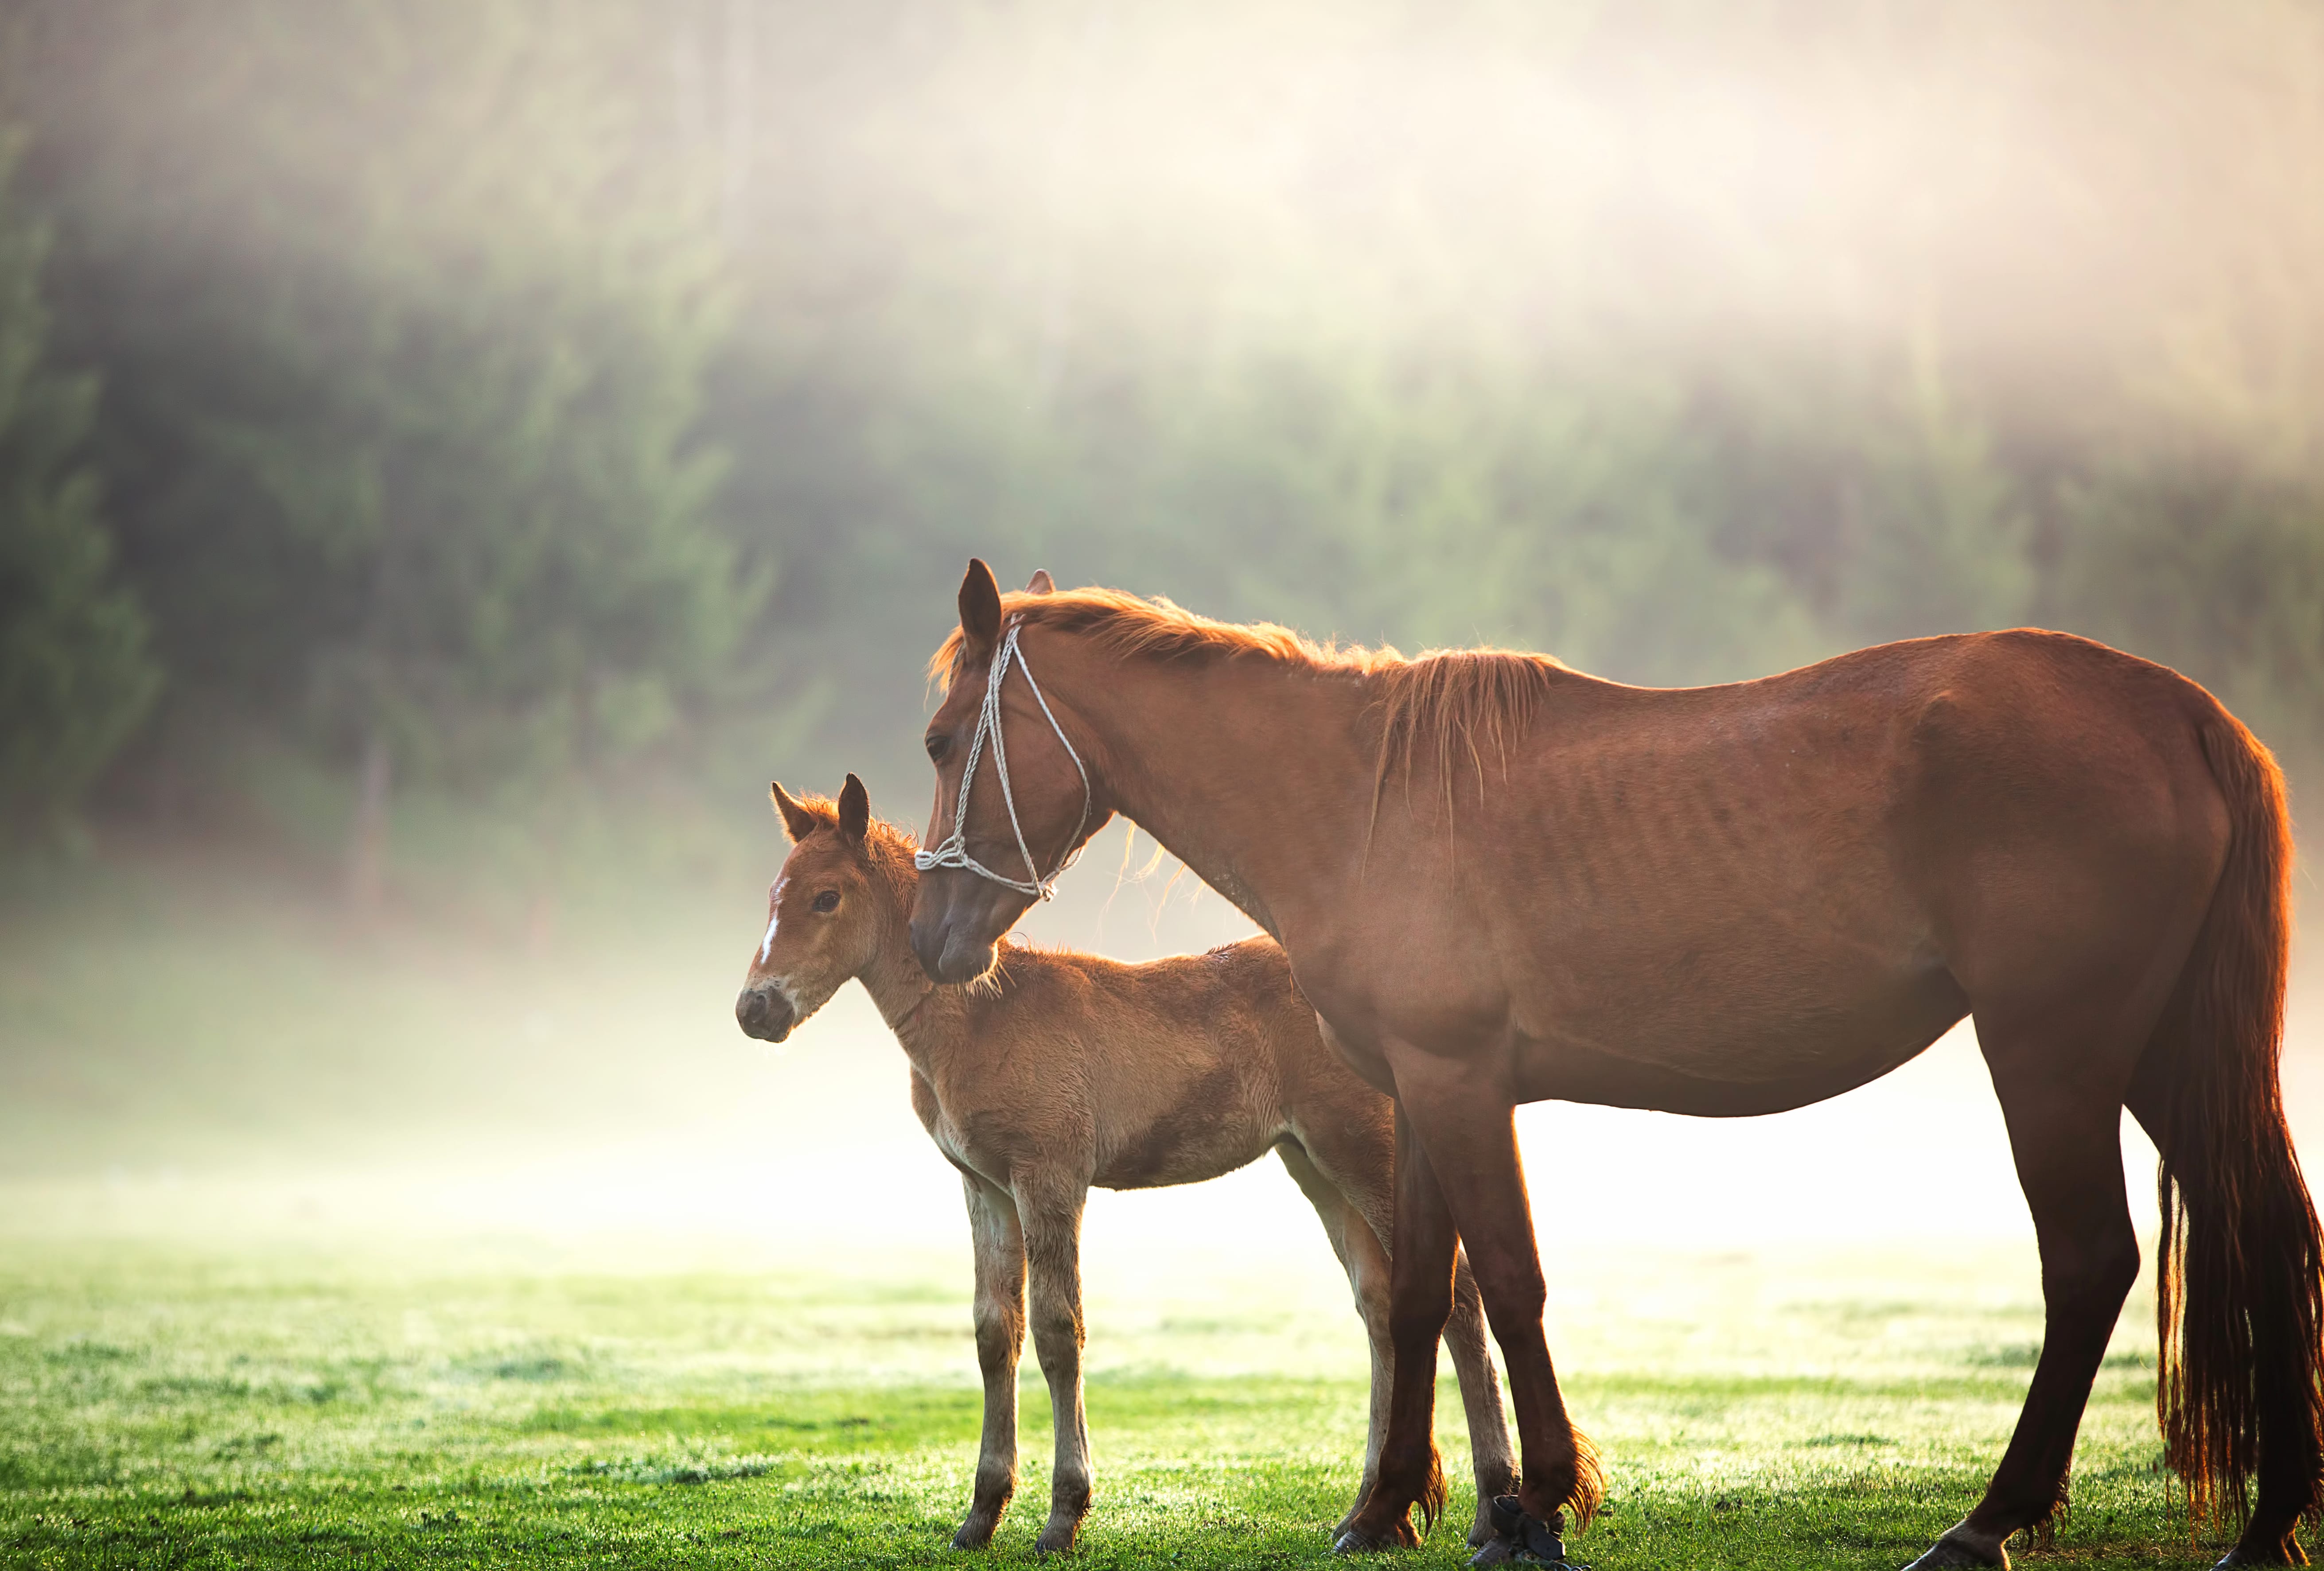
[
  {"left": 770, "top": 781, "right": 818, "bottom": 843},
  {"left": 959, "top": 558, "right": 1003, "bottom": 660},
  {"left": 1025, "top": 568, "right": 1055, "bottom": 595},
  {"left": 837, "top": 774, "right": 871, "bottom": 846}
]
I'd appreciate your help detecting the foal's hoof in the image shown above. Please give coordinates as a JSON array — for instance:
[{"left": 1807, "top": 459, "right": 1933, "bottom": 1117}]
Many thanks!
[
  {"left": 1032, "top": 1520, "right": 1080, "bottom": 1556},
  {"left": 2213, "top": 1539, "right": 2308, "bottom": 1568},
  {"left": 1900, "top": 1531, "right": 2007, "bottom": 1571},
  {"left": 951, "top": 1516, "right": 1000, "bottom": 1551}
]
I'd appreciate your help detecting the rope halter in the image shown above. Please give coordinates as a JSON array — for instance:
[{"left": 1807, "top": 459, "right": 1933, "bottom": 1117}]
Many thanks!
[{"left": 913, "top": 621, "right": 1093, "bottom": 900}]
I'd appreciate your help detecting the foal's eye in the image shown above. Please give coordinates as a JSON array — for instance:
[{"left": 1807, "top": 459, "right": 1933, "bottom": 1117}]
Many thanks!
[
  {"left": 812, "top": 890, "right": 840, "bottom": 914},
  {"left": 925, "top": 733, "right": 951, "bottom": 763}
]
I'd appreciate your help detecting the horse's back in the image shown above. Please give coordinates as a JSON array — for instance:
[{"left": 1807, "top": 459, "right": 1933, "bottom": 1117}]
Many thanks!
[{"left": 1339, "top": 629, "right": 2243, "bottom": 1112}]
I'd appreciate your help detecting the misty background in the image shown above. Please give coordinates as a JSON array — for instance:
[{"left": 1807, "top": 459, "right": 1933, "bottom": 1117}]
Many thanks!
[{"left": 3, "top": 1, "right": 2323, "bottom": 1270}]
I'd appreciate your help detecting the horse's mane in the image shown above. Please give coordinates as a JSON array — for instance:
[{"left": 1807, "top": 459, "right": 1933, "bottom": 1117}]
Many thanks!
[
  {"left": 927, "top": 586, "right": 1572, "bottom": 810},
  {"left": 926, "top": 587, "right": 1350, "bottom": 688}
]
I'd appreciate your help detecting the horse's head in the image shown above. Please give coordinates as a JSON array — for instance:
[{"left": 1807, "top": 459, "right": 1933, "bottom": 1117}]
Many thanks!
[
  {"left": 736, "top": 773, "right": 887, "bottom": 1042},
  {"left": 911, "top": 559, "right": 1105, "bottom": 983}
]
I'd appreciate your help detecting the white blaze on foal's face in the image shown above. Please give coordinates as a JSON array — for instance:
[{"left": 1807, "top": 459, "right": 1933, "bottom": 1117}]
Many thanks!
[{"left": 759, "top": 878, "right": 786, "bottom": 963}]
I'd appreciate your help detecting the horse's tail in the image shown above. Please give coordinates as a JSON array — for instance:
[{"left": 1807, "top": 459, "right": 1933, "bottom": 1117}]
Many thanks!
[{"left": 2144, "top": 711, "right": 2323, "bottom": 1530}]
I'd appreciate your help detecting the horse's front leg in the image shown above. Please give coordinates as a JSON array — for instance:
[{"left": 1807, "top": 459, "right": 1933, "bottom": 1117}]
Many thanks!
[
  {"left": 1339, "top": 1102, "right": 1456, "bottom": 1552},
  {"left": 958, "top": 1174, "right": 1028, "bottom": 1550},
  {"left": 1016, "top": 1174, "right": 1094, "bottom": 1555},
  {"left": 1399, "top": 1058, "right": 1600, "bottom": 1562}
]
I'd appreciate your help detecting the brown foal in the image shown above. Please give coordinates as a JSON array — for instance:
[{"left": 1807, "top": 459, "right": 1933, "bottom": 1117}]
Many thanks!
[
  {"left": 910, "top": 560, "right": 2324, "bottom": 1570},
  {"left": 734, "top": 774, "right": 1518, "bottom": 1555}
]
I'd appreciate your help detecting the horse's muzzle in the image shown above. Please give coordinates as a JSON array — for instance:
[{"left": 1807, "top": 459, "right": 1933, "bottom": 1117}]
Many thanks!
[
  {"left": 910, "top": 913, "right": 997, "bottom": 985},
  {"left": 909, "top": 867, "right": 1027, "bottom": 984},
  {"left": 734, "top": 984, "right": 796, "bottom": 1042}
]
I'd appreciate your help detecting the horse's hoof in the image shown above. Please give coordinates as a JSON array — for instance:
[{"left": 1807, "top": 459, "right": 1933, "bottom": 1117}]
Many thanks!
[
  {"left": 2214, "top": 1542, "right": 2307, "bottom": 1569},
  {"left": 1901, "top": 1532, "right": 2007, "bottom": 1571},
  {"left": 1479, "top": 1496, "right": 1587, "bottom": 1568},
  {"left": 1336, "top": 1521, "right": 1417, "bottom": 1554},
  {"left": 1033, "top": 1518, "right": 1081, "bottom": 1556},
  {"left": 1468, "top": 1518, "right": 1499, "bottom": 1550},
  {"left": 951, "top": 1518, "right": 998, "bottom": 1551}
]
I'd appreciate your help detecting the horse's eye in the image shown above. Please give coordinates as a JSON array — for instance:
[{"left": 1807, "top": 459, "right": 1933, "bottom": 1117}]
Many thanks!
[
  {"left": 925, "top": 733, "right": 951, "bottom": 763},
  {"left": 812, "top": 890, "right": 840, "bottom": 914}
]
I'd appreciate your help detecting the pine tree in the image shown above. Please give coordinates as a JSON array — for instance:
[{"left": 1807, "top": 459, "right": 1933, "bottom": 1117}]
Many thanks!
[{"left": 0, "top": 128, "right": 156, "bottom": 843}]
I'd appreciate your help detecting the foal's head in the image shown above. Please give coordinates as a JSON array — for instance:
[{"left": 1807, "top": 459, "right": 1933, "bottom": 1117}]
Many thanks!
[{"left": 734, "top": 773, "right": 905, "bottom": 1042}]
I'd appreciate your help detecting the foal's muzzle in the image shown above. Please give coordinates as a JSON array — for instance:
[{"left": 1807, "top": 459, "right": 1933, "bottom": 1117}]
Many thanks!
[{"left": 734, "top": 984, "right": 796, "bottom": 1042}]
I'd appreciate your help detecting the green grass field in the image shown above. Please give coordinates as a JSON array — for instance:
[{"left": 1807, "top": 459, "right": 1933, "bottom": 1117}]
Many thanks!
[
  {"left": 0, "top": 1236, "right": 2240, "bottom": 1571},
  {"left": 7, "top": 852, "right": 2307, "bottom": 1570}
]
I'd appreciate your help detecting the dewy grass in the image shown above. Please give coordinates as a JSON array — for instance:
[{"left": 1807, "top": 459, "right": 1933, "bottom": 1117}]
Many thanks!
[{"left": 0, "top": 1238, "right": 2249, "bottom": 1570}]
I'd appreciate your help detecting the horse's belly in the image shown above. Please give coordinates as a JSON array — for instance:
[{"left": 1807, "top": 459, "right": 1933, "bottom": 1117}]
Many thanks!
[{"left": 1514, "top": 964, "right": 1969, "bottom": 1116}]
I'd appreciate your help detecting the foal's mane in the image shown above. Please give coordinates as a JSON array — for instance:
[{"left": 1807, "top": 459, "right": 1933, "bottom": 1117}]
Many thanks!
[
  {"left": 783, "top": 793, "right": 920, "bottom": 879},
  {"left": 929, "top": 586, "right": 1572, "bottom": 813}
]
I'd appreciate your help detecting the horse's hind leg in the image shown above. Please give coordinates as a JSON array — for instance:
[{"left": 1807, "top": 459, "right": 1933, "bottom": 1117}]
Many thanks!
[{"left": 1905, "top": 1024, "right": 2144, "bottom": 1570}]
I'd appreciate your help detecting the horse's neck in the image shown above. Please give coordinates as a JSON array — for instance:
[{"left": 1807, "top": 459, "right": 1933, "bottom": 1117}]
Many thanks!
[
  {"left": 1075, "top": 651, "right": 1374, "bottom": 943},
  {"left": 858, "top": 850, "right": 943, "bottom": 1044}
]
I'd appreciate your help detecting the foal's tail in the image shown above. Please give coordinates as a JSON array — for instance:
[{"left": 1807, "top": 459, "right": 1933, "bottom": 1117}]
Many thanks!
[{"left": 2143, "top": 713, "right": 2324, "bottom": 1532}]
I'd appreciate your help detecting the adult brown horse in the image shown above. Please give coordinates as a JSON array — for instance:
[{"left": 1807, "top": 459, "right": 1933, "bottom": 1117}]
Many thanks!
[{"left": 909, "top": 560, "right": 2324, "bottom": 1570}]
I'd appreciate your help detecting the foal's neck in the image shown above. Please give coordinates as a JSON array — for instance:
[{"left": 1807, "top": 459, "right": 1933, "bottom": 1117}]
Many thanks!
[{"left": 855, "top": 848, "right": 944, "bottom": 1046}]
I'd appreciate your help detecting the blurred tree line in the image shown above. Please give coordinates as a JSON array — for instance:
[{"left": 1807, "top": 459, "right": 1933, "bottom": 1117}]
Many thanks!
[{"left": 0, "top": 0, "right": 2321, "bottom": 887}]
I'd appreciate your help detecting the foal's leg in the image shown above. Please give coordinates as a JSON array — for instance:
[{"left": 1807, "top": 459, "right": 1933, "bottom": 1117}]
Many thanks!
[
  {"left": 1275, "top": 1138, "right": 1398, "bottom": 1539},
  {"left": 1015, "top": 1174, "right": 1094, "bottom": 1555},
  {"left": 1388, "top": 1066, "right": 1600, "bottom": 1546},
  {"left": 1903, "top": 1034, "right": 2142, "bottom": 1571},
  {"left": 1445, "top": 1252, "right": 1521, "bottom": 1547},
  {"left": 958, "top": 1174, "right": 1028, "bottom": 1550}
]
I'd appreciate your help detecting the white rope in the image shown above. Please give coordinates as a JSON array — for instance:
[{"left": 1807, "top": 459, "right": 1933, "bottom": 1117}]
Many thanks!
[{"left": 913, "top": 622, "right": 1092, "bottom": 900}]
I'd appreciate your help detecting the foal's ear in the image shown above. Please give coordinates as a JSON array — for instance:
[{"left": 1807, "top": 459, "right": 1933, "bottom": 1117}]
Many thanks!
[
  {"left": 959, "top": 558, "right": 1004, "bottom": 661},
  {"left": 770, "top": 781, "right": 819, "bottom": 843},
  {"left": 837, "top": 773, "right": 871, "bottom": 846},
  {"left": 1025, "top": 568, "right": 1055, "bottom": 595}
]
